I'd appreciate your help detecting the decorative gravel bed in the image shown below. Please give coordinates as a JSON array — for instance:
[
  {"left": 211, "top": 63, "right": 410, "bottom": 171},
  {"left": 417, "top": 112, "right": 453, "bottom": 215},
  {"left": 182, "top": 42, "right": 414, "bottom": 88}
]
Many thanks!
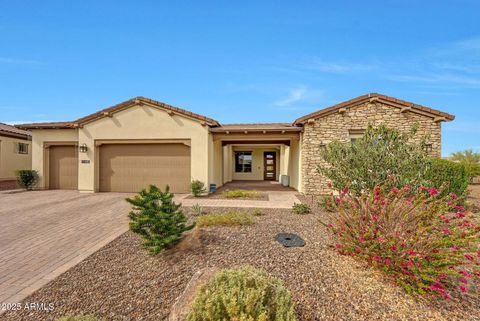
[
  {"left": 3, "top": 203, "right": 479, "bottom": 321},
  {"left": 186, "top": 191, "right": 269, "bottom": 201}
]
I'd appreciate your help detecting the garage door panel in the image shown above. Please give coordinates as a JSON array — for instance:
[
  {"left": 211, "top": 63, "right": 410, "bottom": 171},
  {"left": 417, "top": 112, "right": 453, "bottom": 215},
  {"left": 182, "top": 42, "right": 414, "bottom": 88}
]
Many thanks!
[
  {"left": 99, "top": 144, "right": 191, "bottom": 193},
  {"left": 49, "top": 146, "right": 78, "bottom": 190}
]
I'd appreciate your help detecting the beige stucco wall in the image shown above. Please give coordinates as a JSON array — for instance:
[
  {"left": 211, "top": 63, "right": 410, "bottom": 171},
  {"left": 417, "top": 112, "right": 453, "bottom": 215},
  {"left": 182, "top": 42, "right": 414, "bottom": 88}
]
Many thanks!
[
  {"left": 210, "top": 137, "right": 223, "bottom": 188},
  {"left": 288, "top": 136, "right": 302, "bottom": 191},
  {"left": 301, "top": 102, "right": 442, "bottom": 194},
  {"left": 30, "top": 129, "right": 79, "bottom": 188},
  {"left": 78, "top": 104, "right": 211, "bottom": 192},
  {"left": 0, "top": 135, "right": 32, "bottom": 181}
]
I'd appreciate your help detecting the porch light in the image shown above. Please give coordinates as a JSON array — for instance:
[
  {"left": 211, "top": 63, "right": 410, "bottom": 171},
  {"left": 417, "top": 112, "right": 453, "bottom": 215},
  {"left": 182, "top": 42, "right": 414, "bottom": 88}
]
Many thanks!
[
  {"left": 79, "top": 143, "right": 88, "bottom": 153},
  {"left": 319, "top": 142, "right": 326, "bottom": 149}
]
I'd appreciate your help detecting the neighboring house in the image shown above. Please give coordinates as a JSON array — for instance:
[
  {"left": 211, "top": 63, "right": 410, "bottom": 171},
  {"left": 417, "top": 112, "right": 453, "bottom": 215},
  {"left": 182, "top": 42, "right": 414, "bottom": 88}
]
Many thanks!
[
  {"left": 16, "top": 93, "right": 454, "bottom": 194},
  {"left": 0, "top": 123, "right": 32, "bottom": 189}
]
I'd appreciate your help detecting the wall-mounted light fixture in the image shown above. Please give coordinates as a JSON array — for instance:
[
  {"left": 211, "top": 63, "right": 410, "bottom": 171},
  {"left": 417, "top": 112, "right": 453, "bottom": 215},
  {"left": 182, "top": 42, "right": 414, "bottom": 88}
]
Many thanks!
[
  {"left": 79, "top": 143, "right": 88, "bottom": 153},
  {"left": 319, "top": 142, "right": 326, "bottom": 149}
]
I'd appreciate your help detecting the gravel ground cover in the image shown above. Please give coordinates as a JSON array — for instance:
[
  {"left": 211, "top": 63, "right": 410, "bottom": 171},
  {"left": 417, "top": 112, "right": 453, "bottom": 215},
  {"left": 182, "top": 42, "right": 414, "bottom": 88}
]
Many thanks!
[{"left": 3, "top": 202, "right": 479, "bottom": 321}]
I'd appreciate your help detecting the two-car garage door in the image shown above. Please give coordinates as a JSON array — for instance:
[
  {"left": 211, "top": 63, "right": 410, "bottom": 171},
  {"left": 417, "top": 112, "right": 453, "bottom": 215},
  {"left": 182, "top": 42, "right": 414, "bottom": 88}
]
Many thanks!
[{"left": 99, "top": 143, "right": 191, "bottom": 193}]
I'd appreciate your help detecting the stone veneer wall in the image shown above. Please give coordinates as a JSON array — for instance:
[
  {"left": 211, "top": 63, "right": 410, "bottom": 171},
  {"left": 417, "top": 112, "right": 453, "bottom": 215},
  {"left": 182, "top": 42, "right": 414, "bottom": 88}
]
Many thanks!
[{"left": 301, "top": 102, "right": 442, "bottom": 195}]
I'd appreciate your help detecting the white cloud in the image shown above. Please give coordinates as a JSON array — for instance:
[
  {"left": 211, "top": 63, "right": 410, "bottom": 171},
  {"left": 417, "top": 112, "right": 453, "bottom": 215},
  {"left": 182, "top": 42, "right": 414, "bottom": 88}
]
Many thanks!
[
  {"left": 388, "top": 73, "right": 480, "bottom": 87},
  {"left": 274, "top": 87, "right": 308, "bottom": 107},
  {"left": 301, "top": 57, "right": 375, "bottom": 73},
  {"left": 0, "top": 57, "right": 42, "bottom": 65}
]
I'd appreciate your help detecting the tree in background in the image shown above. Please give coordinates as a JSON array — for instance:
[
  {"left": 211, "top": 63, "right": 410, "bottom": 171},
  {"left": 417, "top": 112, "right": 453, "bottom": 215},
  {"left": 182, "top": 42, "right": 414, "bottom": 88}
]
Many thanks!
[{"left": 450, "top": 149, "right": 480, "bottom": 179}]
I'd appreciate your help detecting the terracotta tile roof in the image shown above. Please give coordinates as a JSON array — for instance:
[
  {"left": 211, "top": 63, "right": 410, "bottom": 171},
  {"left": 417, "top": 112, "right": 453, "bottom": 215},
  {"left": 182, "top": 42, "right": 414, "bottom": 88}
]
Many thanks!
[
  {"left": 15, "top": 121, "right": 74, "bottom": 129},
  {"left": 74, "top": 96, "right": 220, "bottom": 126},
  {"left": 210, "top": 123, "right": 302, "bottom": 132},
  {"left": 16, "top": 97, "right": 220, "bottom": 129},
  {"left": 0, "top": 122, "right": 32, "bottom": 139},
  {"left": 293, "top": 93, "right": 455, "bottom": 124}
]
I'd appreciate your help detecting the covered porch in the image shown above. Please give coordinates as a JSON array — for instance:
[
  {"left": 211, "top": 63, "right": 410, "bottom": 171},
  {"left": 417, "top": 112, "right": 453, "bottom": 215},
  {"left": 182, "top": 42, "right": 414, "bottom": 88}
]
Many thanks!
[{"left": 210, "top": 123, "right": 303, "bottom": 191}]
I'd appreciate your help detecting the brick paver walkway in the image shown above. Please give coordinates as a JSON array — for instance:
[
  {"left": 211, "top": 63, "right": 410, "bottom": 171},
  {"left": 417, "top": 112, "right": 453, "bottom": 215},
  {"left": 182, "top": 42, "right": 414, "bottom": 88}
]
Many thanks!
[{"left": 0, "top": 190, "right": 130, "bottom": 306}]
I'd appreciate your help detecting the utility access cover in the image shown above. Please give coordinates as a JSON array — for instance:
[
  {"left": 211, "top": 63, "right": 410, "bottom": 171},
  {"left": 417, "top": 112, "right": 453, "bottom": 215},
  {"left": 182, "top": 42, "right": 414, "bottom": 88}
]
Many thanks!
[{"left": 275, "top": 233, "right": 305, "bottom": 247}]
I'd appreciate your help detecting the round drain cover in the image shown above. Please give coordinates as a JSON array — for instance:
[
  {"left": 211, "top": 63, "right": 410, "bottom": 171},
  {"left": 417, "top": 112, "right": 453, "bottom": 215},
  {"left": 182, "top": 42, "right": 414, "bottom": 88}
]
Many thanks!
[{"left": 275, "top": 233, "right": 305, "bottom": 247}]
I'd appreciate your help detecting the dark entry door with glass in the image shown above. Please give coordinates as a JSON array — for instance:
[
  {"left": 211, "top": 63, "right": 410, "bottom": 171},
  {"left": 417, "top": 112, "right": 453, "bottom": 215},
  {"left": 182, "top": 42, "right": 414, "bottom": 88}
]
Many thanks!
[{"left": 264, "top": 152, "right": 276, "bottom": 180}]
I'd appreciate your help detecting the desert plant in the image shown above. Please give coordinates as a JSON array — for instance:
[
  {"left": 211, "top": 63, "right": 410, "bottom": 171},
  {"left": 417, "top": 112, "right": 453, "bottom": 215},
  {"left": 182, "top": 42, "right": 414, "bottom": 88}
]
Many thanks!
[
  {"left": 187, "top": 266, "right": 297, "bottom": 321},
  {"left": 15, "top": 169, "right": 38, "bottom": 190},
  {"left": 292, "top": 203, "right": 311, "bottom": 214},
  {"left": 425, "top": 158, "right": 469, "bottom": 199},
  {"left": 222, "top": 189, "right": 262, "bottom": 199},
  {"left": 252, "top": 208, "right": 264, "bottom": 216},
  {"left": 321, "top": 184, "right": 480, "bottom": 299},
  {"left": 56, "top": 315, "right": 102, "bottom": 321},
  {"left": 318, "top": 195, "right": 337, "bottom": 212},
  {"left": 318, "top": 124, "right": 431, "bottom": 195},
  {"left": 126, "top": 185, "right": 195, "bottom": 255},
  {"left": 190, "top": 203, "right": 204, "bottom": 216},
  {"left": 191, "top": 180, "right": 207, "bottom": 197},
  {"left": 196, "top": 211, "right": 254, "bottom": 227}
]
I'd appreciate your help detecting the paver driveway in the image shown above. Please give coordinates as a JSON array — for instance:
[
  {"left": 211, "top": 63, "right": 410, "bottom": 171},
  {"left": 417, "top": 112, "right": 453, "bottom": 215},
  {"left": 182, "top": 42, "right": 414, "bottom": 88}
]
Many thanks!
[{"left": 0, "top": 190, "right": 130, "bottom": 305}]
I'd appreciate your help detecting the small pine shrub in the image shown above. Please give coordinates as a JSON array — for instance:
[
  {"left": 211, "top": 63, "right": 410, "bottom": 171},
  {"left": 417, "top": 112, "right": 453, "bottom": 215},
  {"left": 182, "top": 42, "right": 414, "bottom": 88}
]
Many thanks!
[
  {"left": 321, "top": 184, "right": 480, "bottom": 299},
  {"left": 56, "top": 315, "right": 102, "bottom": 321},
  {"left": 126, "top": 185, "right": 195, "bottom": 255},
  {"left": 222, "top": 189, "right": 262, "bottom": 199},
  {"left": 292, "top": 203, "right": 311, "bottom": 214},
  {"left": 253, "top": 208, "right": 264, "bottom": 216},
  {"left": 187, "top": 266, "right": 297, "bottom": 321},
  {"left": 318, "top": 195, "right": 337, "bottom": 212},
  {"left": 190, "top": 203, "right": 204, "bottom": 216},
  {"left": 191, "top": 180, "right": 207, "bottom": 197},
  {"left": 15, "top": 169, "right": 38, "bottom": 190},
  {"left": 196, "top": 211, "right": 254, "bottom": 227}
]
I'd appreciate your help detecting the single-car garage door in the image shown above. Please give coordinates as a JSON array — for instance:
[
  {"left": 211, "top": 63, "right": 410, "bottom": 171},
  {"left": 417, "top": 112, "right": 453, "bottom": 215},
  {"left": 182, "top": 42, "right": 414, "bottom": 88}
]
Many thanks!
[
  {"left": 99, "top": 143, "right": 191, "bottom": 193},
  {"left": 49, "top": 145, "right": 78, "bottom": 190}
]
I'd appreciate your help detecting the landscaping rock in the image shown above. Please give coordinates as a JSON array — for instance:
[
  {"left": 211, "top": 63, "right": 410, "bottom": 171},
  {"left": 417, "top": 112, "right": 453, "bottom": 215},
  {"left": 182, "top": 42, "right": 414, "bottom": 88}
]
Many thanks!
[{"left": 168, "top": 267, "right": 218, "bottom": 321}]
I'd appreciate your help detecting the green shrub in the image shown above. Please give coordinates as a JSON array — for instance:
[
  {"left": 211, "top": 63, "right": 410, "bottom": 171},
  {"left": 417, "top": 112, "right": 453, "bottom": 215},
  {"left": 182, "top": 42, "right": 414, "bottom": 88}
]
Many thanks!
[
  {"left": 318, "top": 195, "right": 337, "bottom": 212},
  {"left": 252, "top": 208, "right": 264, "bottom": 216},
  {"left": 450, "top": 149, "right": 480, "bottom": 179},
  {"left": 196, "top": 211, "right": 254, "bottom": 227},
  {"left": 321, "top": 184, "right": 480, "bottom": 299},
  {"left": 187, "top": 266, "right": 297, "bottom": 321},
  {"left": 56, "top": 315, "right": 102, "bottom": 321},
  {"left": 222, "top": 189, "right": 262, "bottom": 199},
  {"left": 318, "top": 124, "right": 431, "bottom": 195},
  {"left": 15, "top": 169, "right": 38, "bottom": 190},
  {"left": 190, "top": 203, "right": 204, "bottom": 216},
  {"left": 292, "top": 203, "right": 311, "bottom": 214},
  {"left": 126, "top": 185, "right": 195, "bottom": 255},
  {"left": 425, "top": 158, "right": 469, "bottom": 199},
  {"left": 191, "top": 180, "right": 207, "bottom": 197}
]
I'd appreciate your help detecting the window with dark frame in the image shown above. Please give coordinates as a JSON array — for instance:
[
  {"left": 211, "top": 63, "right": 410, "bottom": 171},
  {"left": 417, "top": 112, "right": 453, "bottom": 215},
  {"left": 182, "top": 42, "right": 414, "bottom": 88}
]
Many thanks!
[
  {"left": 424, "top": 143, "right": 433, "bottom": 153},
  {"left": 235, "top": 151, "right": 252, "bottom": 173},
  {"left": 17, "top": 143, "right": 29, "bottom": 154}
]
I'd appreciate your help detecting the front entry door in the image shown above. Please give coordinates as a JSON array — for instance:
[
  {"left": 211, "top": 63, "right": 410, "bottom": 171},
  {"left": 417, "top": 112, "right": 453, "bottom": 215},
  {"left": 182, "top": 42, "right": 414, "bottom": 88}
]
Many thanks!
[{"left": 263, "top": 152, "right": 276, "bottom": 180}]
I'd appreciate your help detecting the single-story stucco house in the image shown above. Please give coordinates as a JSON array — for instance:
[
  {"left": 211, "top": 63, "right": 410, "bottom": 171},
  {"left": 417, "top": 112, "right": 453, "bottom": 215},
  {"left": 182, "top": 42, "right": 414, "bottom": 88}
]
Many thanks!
[
  {"left": 16, "top": 93, "right": 455, "bottom": 194},
  {"left": 0, "top": 123, "right": 32, "bottom": 189}
]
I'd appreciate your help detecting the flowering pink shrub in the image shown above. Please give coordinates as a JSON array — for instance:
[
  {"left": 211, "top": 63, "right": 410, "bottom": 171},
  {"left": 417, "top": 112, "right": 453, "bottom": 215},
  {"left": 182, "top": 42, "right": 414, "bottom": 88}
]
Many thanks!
[{"left": 321, "top": 185, "right": 480, "bottom": 299}]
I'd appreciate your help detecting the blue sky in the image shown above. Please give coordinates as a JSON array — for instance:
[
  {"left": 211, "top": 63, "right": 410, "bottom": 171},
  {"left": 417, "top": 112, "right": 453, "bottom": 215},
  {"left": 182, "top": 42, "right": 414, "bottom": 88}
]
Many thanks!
[{"left": 0, "top": 0, "right": 479, "bottom": 156}]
